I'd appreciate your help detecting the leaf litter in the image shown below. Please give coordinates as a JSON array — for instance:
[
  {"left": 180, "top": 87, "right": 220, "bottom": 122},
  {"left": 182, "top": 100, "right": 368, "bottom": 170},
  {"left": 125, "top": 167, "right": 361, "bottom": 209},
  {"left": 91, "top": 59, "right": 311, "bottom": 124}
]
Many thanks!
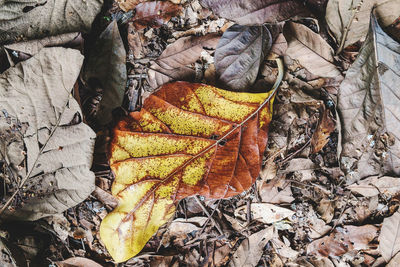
[{"left": 0, "top": 0, "right": 400, "bottom": 266}]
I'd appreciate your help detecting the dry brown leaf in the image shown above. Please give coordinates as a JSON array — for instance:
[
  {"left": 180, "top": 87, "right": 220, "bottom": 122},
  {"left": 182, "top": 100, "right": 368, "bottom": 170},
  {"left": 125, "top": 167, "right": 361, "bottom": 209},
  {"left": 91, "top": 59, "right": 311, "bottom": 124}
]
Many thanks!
[
  {"left": 326, "top": 0, "right": 400, "bottom": 52},
  {"left": 317, "top": 199, "right": 335, "bottom": 223},
  {"left": 82, "top": 20, "right": 127, "bottom": 125},
  {"left": 235, "top": 203, "right": 294, "bottom": 224},
  {"left": 0, "top": 0, "right": 103, "bottom": 45},
  {"left": 257, "top": 178, "right": 294, "bottom": 204},
  {"left": 388, "top": 252, "right": 400, "bottom": 267},
  {"left": 147, "top": 34, "right": 220, "bottom": 89},
  {"left": 271, "top": 237, "right": 299, "bottom": 260},
  {"left": 200, "top": 0, "right": 311, "bottom": 25},
  {"left": 131, "top": 1, "right": 182, "bottom": 30},
  {"left": 270, "top": 33, "right": 287, "bottom": 56},
  {"left": 379, "top": 211, "right": 400, "bottom": 262},
  {"left": 311, "top": 105, "right": 335, "bottom": 153},
  {"left": 116, "top": 0, "right": 146, "bottom": 12},
  {"left": 338, "top": 15, "right": 400, "bottom": 182},
  {"left": 0, "top": 47, "right": 95, "bottom": 220},
  {"left": 4, "top": 32, "right": 80, "bottom": 57},
  {"left": 214, "top": 24, "right": 272, "bottom": 91},
  {"left": 56, "top": 257, "right": 102, "bottom": 267},
  {"left": 347, "top": 176, "right": 400, "bottom": 197},
  {"left": 284, "top": 22, "right": 341, "bottom": 78},
  {"left": 229, "top": 227, "right": 275, "bottom": 267},
  {"left": 307, "top": 225, "right": 378, "bottom": 257}
]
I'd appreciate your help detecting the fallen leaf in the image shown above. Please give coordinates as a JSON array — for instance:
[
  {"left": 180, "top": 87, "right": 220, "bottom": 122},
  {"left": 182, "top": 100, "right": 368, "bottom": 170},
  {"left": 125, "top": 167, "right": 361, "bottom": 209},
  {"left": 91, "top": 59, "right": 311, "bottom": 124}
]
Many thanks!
[
  {"left": 0, "top": 0, "right": 103, "bottom": 45},
  {"left": 4, "top": 32, "right": 81, "bottom": 57},
  {"left": 100, "top": 64, "right": 283, "bottom": 262},
  {"left": 307, "top": 225, "right": 378, "bottom": 257},
  {"left": 214, "top": 24, "right": 272, "bottom": 91},
  {"left": 199, "top": 0, "right": 310, "bottom": 25},
  {"left": 0, "top": 47, "right": 96, "bottom": 220},
  {"left": 326, "top": 0, "right": 400, "bottom": 52},
  {"left": 116, "top": 0, "right": 146, "bottom": 12},
  {"left": 131, "top": 1, "right": 182, "bottom": 30},
  {"left": 270, "top": 33, "right": 287, "bottom": 56},
  {"left": 348, "top": 176, "right": 400, "bottom": 197},
  {"left": 56, "top": 257, "right": 103, "bottom": 267},
  {"left": 148, "top": 34, "right": 220, "bottom": 89},
  {"left": 229, "top": 227, "right": 275, "bottom": 267},
  {"left": 388, "top": 252, "right": 400, "bottom": 267},
  {"left": 271, "top": 237, "right": 299, "bottom": 260},
  {"left": 379, "top": 211, "right": 400, "bottom": 262},
  {"left": 337, "top": 14, "right": 400, "bottom": 182},
  {"left": 82, "top": 20, "right": 127, "bottom": 125},
  {"left": 311, "top": 105, "right": 336, "bottom": 153},
  {"left": 161, "top": 217, "right": 207, "bottom": 246},
  {"left": 0, "top": 238, "right": 19, "bottom": 267},
  {"left": 235, "top": 203, "right": 294, "bottom": 224},
  {"left": 317, "top": 199, "right": 335, "bottom": 223},
  {"left": 284, "top": 22, "right": 341, "bottom": 78},
  {"left": 257, "top": 178, "right": 294, "bottom": 204}
]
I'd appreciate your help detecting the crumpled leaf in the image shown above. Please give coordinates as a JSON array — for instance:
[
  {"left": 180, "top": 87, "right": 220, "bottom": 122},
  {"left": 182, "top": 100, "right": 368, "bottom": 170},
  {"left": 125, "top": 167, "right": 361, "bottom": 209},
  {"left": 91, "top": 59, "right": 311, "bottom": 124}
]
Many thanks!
[
  {"left": 116, "top": 0, "right": 147, "bottom": 12},
  {"left": 307, "top": 225, "right": 378, "bottom": 257},
  {"left": 0, "top": 47, "right": 96, "bottom": 220},
  {"left": 311, "top": 105, "right": 335, "bottom": 153},
  {"left": 229, "top": 227, "right": 274, "bottom": 267},
  {"left": 284, "top": 21, "right": 341, "bottom": 78},
  {"left": 4, "top": 32, "right": 81, "bottom": 58},
  {"left": 101, "top": 62, "right": 283, "bottom": 262},
  {"left": 131, "top": 1, "right": 182, "bottom": 30},
  {"left": 148, "top": 34, "right": 220, "bottom": 89},
  {"left": 0, "top": 0, "right": 103, "bottom": 45},
  {"left": 348, "top": 176, "right": 400, "bottom": 197},
  {"left": 338, "top": 14, "right": 400, "bottom": 182},
  {"left": 214, "top": 24, "right": 272, "bottom": 91},
  {"left": 199, "top": 0, "right": 310, "bottom": 25},
  {"left": 235, "top": 203, "right": 294, "bottom": 224},
  {"left": 56, "top": 257, "right": 103, "bottom": 267},
  {"left": 326, "top": 0, "right": 400, "bottom": 52},
  {"left": 379, "top": 211, "right": 400, "bottom": 262},
  {"left": 82, "top": 21, "right": 127, "bottom": 125}
]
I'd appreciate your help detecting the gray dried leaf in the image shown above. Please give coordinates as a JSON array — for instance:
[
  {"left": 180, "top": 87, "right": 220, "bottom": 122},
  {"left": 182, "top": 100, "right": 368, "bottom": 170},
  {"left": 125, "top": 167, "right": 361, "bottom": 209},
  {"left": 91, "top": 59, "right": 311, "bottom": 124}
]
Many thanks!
[
  {"left": 0, "top": 47, "right": 96, "bottom": 220},
  {"left": 0, "top": 0, "right": 103, "bottom": 45},
  {"left": 347, "top": 176, "right": 400, "bottom": 197},
  {"left": 214, "top": 24, "right": 271, "bottom": 91},
  {"left": 4, "top": 32, "right": 80, "bottom": 56},
  {"left": 147, "top": 34, "right": 220, "bottom": 89},
  {"left": 200, "top": 0, "right": 310, "bottom": 25},
  {"left": 338, "top": 14, "right": 400, "bottom": 182},
  {"left": 326, "top": 0, "right": 400, "bottom": 52},
  {"left": 284, "top": 22, "right": 341, "bottom": 78},
  {"left": 379, "top": 211, "right": 400, "bottom": 262},
  {"left": 83, "top": 21, "right": 127, "bottom": 125},
  {"left": 229, "top": 226, "right": 274, "bottom": 267}
]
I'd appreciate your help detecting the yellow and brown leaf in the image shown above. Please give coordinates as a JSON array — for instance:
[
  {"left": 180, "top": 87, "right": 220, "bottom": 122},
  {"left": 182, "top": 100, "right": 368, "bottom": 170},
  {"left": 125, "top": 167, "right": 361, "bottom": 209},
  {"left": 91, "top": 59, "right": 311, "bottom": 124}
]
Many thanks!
[{"left": 100, "top": 81, "right": 277, "bottom": 262}]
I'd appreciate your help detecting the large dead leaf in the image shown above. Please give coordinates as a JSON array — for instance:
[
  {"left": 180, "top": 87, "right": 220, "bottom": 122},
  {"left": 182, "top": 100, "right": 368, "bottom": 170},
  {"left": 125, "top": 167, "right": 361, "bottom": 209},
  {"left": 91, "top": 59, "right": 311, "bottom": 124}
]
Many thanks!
[
  {"left": 235, "top": 203, "right": 294, "bottom": 224},
  {"left": 284, "top": 22, "right": 341, "bottom": 78},
  {"left": 147, "top": 34, "right": 220, "bottom": 89},
  {"left": 131, "top": 1, "right": 182, "bottom": 30},
  {"left": 0, "top": 47, "right": 96, "bottom": 220},
  {"left": 229, "top": 227, "right": 274, "bottom": 267},
  {"left": 215, "top": 24, "right": 272, "bottom": 91},
  {"left": 348, "top": 176, "right": 400, "bottom": 197},
  {"left": 0, "top": 0, "right": 103, "bottom": 45},
  {"left": 56, "top": 257, "right": 103, "bottom": 267},
  {"left": 379, "top": 211, "right": 400, "bottom": 262},
  {"left": 326, "top": 0, "right": 400, "bottom": 52},
  {"left": 338, "top": 14, "right": 400, "bottom": 182},
  {"left": 82, "top": 21, "right": 127, "bottom": 126},
  {"left": 199, "top": 0, "right": 310, "bottom": 25},
  {"left": 100, "top": 61, "right": 283, "bottom": 262},
  {"left": 307, "top": 225, "right": 378, "bottom": 257}
]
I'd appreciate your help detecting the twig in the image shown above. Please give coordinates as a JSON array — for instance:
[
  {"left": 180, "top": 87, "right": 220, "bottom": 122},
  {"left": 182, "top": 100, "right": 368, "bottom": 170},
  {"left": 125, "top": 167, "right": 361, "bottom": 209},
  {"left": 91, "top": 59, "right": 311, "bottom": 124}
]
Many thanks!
[{"left": 195, "top": 196, "right": 224, "bottom": 236}]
